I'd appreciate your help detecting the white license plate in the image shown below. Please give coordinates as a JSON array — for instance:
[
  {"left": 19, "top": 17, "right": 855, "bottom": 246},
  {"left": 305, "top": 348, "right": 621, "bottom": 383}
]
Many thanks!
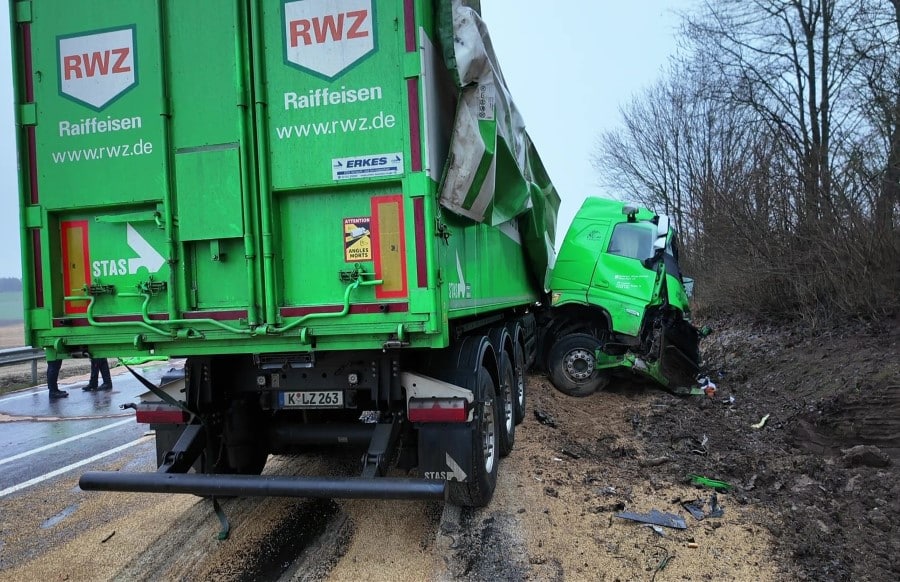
[{"left": 282, "top": 391, "right": 344, "bottom": 408}]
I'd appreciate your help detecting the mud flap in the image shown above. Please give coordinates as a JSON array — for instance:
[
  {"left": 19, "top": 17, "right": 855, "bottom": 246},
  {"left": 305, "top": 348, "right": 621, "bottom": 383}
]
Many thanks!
[
  {"left": 417, "top": 424, "right": 475, "bottom": 483},
  {"left": 658, "top": 322, "right": 701, "bottom": 388}
]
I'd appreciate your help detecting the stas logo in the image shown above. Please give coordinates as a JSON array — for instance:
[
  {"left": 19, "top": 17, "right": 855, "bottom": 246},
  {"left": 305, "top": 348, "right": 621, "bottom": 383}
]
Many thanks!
[
  {"left": 58, "top": 27, "right": 137, "bottom": 111},
  {"left": 284, "top": 0, "right": 374, "bottom": 79}
]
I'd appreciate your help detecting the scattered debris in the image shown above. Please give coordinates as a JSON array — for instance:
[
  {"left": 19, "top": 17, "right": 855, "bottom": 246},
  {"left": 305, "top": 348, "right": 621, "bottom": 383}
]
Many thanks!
[
  {"left": 696, "top": 375, "right": 717, "bottom": 397},
  {"left": 644, "top": 524, "right": 666, "bottom": 536},
  {"left": 101, "top": 531, "right": 116, "bottom": 543},
  {"left": 650, "top": 547, "right": 674, "bottom": 582},
  {"left": 681, "top": 493, "right": 725, "bottom": 520},
  {"left": 533, "top": 409, "right": 558, "bottom": 428},
  {"left": 706, "top": 493, "right": 724, "bottom": 518},
  {"left": 688, "top": 474, "right": 733, "bottom": 491},
  {"left": 751, "top": 413, "right": 770, "bottom": 429},
  {"left": 682, "top": 500, "right": 706, "bottom": 520},
  {"left": 687, "top": 542, "right": 699, "bottom": 549},
  {"left": 615, "top": 510, "right": 687, "bottom": 530}
]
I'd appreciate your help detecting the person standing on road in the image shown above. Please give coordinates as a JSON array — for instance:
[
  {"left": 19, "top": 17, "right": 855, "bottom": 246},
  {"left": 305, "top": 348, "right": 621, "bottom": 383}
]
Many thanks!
[
  {"left": 46, "top": 359, "right": 68, "bottom": 399},
  {"left": 84, "top": 358, "right": 112, "bottom": 392}
]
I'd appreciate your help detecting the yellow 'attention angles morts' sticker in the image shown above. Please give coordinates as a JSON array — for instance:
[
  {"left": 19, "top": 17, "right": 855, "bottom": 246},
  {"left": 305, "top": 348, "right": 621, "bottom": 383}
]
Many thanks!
[{"left": 344, "top": 216, "right": 371, "bottom": 262}]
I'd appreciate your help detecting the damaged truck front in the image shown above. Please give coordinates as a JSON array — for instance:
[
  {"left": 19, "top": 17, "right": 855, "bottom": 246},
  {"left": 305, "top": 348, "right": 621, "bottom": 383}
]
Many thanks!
[
  {"left": 12, "top": 0, "right": 558, "bottom": 507},
  {"left": 541, "top": 197, "right": 702, "bottom": 397}
]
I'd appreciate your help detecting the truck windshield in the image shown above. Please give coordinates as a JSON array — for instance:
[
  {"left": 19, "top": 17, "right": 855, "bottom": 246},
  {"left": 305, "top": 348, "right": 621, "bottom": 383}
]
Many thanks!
[{"left": 607, "top": 223, "right": 655, "bottom": 261}]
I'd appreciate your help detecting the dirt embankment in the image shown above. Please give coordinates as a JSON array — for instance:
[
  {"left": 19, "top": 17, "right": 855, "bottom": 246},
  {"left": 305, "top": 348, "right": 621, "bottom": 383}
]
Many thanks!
[{"left": 444, "top": 316, "right": 899, "bottom": 581}]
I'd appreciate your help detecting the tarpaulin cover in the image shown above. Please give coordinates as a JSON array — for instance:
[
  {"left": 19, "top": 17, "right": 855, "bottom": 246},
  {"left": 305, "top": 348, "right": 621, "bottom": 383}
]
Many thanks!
[{"left": 436, "top": 0, "right": 561, "bottom": 290}]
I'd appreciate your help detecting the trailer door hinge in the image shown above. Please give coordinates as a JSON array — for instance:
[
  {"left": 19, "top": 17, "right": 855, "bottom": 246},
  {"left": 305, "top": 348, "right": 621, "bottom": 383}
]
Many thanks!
[
  {"left": 15, "top": 2, "right": 32, "bottom": 23},
  {"left": 435, "top": 219, "right": 450, "bottom": 244}
]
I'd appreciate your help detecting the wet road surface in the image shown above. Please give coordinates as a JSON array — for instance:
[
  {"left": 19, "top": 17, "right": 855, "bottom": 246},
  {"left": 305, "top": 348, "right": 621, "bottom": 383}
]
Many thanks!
[{"left": 0, "top": 362, "right": 182, "bottom": 497}]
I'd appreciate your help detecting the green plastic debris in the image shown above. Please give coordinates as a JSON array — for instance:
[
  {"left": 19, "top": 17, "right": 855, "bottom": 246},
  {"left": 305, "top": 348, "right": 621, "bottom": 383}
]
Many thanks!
[
  {"left": 689, "top": 474, "right": 733, "bottom": 491},
  {"left": 118, "top": 356, "right": 169, "bottom": 366}
]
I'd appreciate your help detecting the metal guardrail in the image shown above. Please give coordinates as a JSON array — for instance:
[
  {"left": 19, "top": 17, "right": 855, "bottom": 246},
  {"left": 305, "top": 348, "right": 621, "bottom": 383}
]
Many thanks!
[{"left": 0, "top": 347, "right": 44, "bottom": 385}]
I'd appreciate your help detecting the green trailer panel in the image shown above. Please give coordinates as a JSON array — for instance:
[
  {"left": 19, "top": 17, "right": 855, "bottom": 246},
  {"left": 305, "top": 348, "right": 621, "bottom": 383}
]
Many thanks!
[{"left": 14, "top": 0, "right": 556, "bottom": 360}]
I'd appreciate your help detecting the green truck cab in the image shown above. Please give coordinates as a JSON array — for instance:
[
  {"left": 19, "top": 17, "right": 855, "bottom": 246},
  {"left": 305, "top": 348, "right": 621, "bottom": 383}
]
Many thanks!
[{"left": 542, "top": 197, "right": 701, "bottom": 396}]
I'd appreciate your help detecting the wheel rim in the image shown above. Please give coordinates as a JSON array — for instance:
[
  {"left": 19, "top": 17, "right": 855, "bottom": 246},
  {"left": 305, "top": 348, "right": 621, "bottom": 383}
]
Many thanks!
[
  {"left": 563, "top": 348, "right": 596, "bottom": 381},
  {"left": 501, "top": 366, "right": 514, "bottom": 434},
  {"left": 515, "top": 347, "right": 525, "bottom": 409},
  {"left": 481, "top": 398, "right": 496, "bottom": 473}
]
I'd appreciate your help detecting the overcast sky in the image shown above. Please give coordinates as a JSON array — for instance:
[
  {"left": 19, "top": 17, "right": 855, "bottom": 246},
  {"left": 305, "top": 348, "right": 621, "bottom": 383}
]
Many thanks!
[{"left": 0, "top": 1, "right": 685, "bottom": 278}]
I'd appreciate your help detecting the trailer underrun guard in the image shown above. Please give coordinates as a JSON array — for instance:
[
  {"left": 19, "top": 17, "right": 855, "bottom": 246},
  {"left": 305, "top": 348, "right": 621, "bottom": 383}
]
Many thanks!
[{"left": 79, "top": 365, "right": 448, "bottom": 502}]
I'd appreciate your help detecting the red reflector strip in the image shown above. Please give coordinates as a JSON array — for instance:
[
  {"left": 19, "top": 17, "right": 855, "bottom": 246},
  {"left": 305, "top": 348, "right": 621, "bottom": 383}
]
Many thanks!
[
  {"left": 407, "top": 78, "right": 422, "bottom": 172},
  {"left": 22, "top": 24, "right": 38, "bottom": 204},
  {"left": 60, "top": 220, "right": 91, "bottom": 314},
  {"left": 135, "top": 405, "right": 189, "bottom": 425},
  {"left": 408, "top": 398, "right": 468, "bottom": 423},
  {"left": 372, "top": 195, "right": 408, "bottom": 299},
  {"left": 31, "top": 229, "right": 44, "bottom": 308},
  {"left": 413, "top": 197, "right": 427, "bottom": 288},
  {"left": 403, "top": 0, "right": 416, "bottom": 52}
]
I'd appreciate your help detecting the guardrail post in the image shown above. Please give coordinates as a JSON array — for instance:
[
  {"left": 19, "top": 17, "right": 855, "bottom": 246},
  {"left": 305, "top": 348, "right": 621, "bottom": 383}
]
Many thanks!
[{"left": 0, "top": 347, "right": 47, "bottom": 387}]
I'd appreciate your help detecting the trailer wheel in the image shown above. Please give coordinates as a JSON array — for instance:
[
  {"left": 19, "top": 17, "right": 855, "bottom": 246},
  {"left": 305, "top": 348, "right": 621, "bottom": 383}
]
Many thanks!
[
  {"left": 448, "top": 365, "right": 499, "bottom": 507},
  {"left": 548, "top": 333, "right": 610, "bottom": 397},
  {"left": 511, "top": 335, "right": 527, "bottom": 424},
  {"left": 497, "top": 352, "right": 516, "bottom": 457}
]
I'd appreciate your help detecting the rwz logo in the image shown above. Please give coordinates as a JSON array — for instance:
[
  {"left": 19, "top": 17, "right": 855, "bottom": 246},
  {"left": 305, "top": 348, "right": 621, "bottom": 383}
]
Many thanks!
[
  {"left": 284, "top": 0, "right": 375, "bottom": 79},
  {"left": 58, "top": 27, "right": 137, "bottom": 111}
]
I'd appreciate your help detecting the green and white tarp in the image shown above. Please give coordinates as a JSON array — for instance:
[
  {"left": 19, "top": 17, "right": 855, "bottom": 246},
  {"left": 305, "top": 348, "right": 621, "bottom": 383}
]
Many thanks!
[{"left": 437, "top": 0, "right": 561, "bottom": 290}]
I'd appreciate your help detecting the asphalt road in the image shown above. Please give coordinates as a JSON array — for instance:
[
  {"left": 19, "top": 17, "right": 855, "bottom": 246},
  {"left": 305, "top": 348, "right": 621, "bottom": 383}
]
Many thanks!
[{"left": 0, "top": 362, "right": 180, "bottom": 499}]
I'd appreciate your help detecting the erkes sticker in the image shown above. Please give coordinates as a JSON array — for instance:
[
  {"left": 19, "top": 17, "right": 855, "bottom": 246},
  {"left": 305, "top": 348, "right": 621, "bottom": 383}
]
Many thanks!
[
  {"left": 284, "top": 0, "right": 375, "bottom": 79},
  {"left": 59, "top": 27, "right": 137, "bottom": 110}
]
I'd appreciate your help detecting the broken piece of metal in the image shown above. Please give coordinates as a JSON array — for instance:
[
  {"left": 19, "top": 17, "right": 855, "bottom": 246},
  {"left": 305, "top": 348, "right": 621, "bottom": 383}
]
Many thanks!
[
  {"left": 615, "top": 509, "right": 687, "bottom": 530},
  {"left": 682, "top": 500, "right": 706, "bottom": 520}
]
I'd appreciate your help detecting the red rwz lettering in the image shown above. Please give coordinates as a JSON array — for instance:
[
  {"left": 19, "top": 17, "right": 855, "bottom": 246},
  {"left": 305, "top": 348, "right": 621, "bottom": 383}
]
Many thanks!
[
  {"left": 346, "top": 10, "right": 369, "bottom": 39},
  {"left": 111, "top": 48, "right": 131, "bottom": 73},
  {"left": 289, "top": 19, "right": 311, "bottom": 47},
  {"left": 64, "top": 48, "right": 130, "bottom": 79},
  {"left": 289, "top": 11, "right": 368, "bottom": 47},
  {"left": 82, "top": 50, "right": 112, "bottom": 77},
  {"left": 312, "top": 13, "right": 344, "bottom": 43},
  {"left": 63, "top": 55, "right": 83, "bottom": 80}
]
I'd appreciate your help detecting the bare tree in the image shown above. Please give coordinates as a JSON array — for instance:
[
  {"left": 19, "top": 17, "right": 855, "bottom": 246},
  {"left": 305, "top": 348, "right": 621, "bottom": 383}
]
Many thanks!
[
  {"left": 850, "top": 0, "right": 900, "bottom": 231},
  {"left": 593, "top": 1, "right": 900, "bottom": 321}
]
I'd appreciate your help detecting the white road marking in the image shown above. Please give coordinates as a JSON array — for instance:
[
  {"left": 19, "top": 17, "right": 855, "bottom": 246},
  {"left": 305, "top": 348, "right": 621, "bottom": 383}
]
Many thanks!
[
  {"left": 0, "top": 418, "right": 134, "bottom": 466},
  {"left": 0, "top": 389, "right": 51, "bottom": 402},
  {"left": 0, "top": 436, "right": 150, "bottom": 498},
  {"left": 0, "top": 382, "right": 85, "bottom": 403}
]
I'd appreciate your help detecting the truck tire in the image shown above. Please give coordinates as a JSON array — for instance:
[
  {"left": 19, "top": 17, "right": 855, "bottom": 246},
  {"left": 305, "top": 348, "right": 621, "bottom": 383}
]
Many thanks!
[
  {"left": 497, "top": 352, "right": 516, "bottom": 457},
  {"left": 548, "top": 333, "right": 610, "bottom": 397},
  {"left": 448, "top": 365, "right": 499, "bottom": 507},
  {"left": 510, "top": 335, "right": 527, "bottom": 424}
]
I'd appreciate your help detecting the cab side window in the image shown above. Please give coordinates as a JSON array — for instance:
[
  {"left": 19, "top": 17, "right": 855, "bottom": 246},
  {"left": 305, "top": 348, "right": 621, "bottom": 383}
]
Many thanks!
[{"left": 607, "top": 223, "right": 655, "bottom": 261}]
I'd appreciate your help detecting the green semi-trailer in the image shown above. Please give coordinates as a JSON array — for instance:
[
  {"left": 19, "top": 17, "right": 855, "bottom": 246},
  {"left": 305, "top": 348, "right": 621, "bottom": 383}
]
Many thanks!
[
  {"left": 12, "top": 0, "right": 557, "bottom": 506},
  {"left": 12, "top": 0, "right": 700, "bottom": 507}
]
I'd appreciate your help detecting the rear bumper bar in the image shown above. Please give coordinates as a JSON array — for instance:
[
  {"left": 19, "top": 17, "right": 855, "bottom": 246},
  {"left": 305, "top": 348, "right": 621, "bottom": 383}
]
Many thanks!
[{"left": 79, "top": 472, "right": 447, "bottom": 501}]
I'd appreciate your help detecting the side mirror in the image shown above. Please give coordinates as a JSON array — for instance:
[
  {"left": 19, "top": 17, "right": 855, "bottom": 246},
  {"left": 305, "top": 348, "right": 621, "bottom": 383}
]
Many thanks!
[
  {"left": 654, "top": 215, "right": 670, "bottom": 251},
  {"left": 656, "top": 215, "right": 670, "bottom": 238}
]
